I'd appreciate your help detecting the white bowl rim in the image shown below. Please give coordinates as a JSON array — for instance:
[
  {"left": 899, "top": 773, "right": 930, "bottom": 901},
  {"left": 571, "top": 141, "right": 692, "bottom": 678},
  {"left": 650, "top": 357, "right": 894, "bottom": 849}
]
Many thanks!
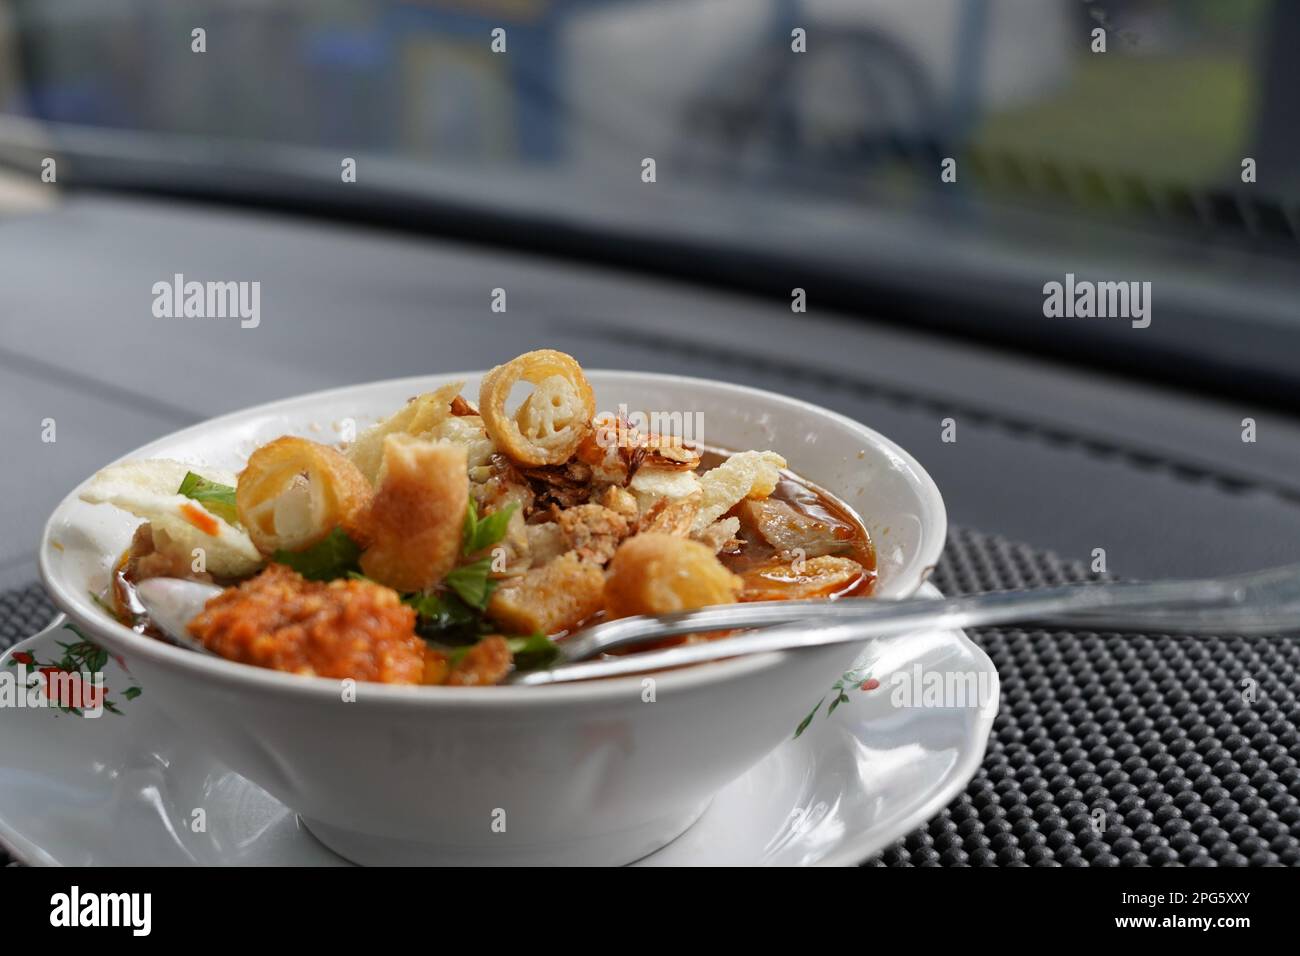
[{"left": 39, "top": 370, "right": 947, "bottom": 707}]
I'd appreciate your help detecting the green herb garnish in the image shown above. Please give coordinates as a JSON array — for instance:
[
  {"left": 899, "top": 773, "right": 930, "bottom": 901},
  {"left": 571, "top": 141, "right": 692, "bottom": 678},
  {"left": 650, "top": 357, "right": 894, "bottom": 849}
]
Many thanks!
[
  {"left": 406, "top": 591, "right": 480, "bottom": 633},
  {"left": 462, "top": 499, "right": 518, "bottom": 557},
  {"left": 400, "top": 501, "right": 540, "bottom": 667},
  {"left": 273, "top": 528, "right": 361, "bottom": 581},
  {"left": 412, "top": 500, "right": 516, "bottom": 626},
  {"left": 444, "top": 558, "right": 496, "bottom": 610},
  {"left": 506, "top": 632, "right": 561, "bottom": 671},
  {"left": 177, "top": 471, "right": 238, "bottom": 525}
]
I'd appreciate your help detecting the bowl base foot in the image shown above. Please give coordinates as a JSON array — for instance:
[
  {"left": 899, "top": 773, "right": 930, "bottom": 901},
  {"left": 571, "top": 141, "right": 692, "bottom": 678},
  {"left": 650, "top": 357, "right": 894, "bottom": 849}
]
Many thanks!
[{"left": 300, "top": 800, "right": 711, "bottom": 866}]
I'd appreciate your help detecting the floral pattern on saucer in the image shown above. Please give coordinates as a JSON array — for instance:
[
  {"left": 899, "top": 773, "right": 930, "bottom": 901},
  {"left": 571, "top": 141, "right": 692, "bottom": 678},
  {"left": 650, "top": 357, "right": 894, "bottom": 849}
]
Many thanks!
[{"left": 4, "top": 622, "right": 142, "bottom": 717}]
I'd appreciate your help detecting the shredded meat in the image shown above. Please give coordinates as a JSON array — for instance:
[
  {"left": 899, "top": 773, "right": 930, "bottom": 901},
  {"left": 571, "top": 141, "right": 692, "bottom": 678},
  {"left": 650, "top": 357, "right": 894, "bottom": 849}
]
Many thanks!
[
  {"left": 524, "top": 522, "right": 568, "bottom": 567},
  {"left": 558, "top": 503, "right": 631, "bottom": 564},
  {"left": 188, "top": 564, "right": 424, "bottom": 683}
]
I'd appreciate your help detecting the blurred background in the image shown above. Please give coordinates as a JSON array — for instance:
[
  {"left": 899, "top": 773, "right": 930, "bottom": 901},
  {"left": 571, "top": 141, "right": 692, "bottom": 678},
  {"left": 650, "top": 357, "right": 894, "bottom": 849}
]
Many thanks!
[{"left": 1, "top": 0, "right": 1299, "bottom": 589}]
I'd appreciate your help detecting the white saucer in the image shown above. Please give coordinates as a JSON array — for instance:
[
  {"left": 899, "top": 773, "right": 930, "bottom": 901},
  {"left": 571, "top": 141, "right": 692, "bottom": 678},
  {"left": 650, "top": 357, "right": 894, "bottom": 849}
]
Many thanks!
[{"left": 0, "top": 584, "right": 997, "bottom": 866}]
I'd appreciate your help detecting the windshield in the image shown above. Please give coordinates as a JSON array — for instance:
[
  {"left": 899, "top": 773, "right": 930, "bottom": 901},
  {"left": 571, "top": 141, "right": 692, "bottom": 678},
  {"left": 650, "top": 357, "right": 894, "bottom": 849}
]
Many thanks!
[{"left": 1, "top": 0, "right": 1296, "bottom": 402}]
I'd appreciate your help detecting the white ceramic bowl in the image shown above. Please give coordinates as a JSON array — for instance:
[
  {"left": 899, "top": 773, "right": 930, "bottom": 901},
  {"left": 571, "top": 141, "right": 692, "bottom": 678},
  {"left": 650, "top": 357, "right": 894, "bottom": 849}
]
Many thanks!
[{"left": 40, "top": 371, "right": 946, "bottom": 865}]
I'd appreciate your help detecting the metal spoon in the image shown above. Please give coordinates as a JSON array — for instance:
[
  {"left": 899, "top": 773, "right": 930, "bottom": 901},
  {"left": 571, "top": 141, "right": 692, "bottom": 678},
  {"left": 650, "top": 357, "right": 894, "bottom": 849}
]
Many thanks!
[
  {"left": 136, "top": 562, "right": 1300, "bottom": 686},
  {"left": 134, "top": 578, "right": 222, "bottom": 656},
  {"left": 511, "top": 561, "right": 1300, "bottom": 685}
]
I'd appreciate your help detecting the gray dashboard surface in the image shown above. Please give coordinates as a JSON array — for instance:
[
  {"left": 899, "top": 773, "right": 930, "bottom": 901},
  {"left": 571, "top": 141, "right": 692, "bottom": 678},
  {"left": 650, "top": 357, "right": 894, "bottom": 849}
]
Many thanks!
[{"left": 2, "top": 193, "right": 1299, "bottom": 594}]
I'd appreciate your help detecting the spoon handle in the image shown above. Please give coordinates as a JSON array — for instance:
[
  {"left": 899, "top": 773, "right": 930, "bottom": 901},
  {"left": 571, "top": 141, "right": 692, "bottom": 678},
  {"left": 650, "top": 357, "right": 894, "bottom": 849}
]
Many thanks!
[
  {"left": 512, "top": 573, "right": 1298, "bottom": 685},
  {"left": 557, "top": 577, "right": 1232, "bottom": 663}
]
